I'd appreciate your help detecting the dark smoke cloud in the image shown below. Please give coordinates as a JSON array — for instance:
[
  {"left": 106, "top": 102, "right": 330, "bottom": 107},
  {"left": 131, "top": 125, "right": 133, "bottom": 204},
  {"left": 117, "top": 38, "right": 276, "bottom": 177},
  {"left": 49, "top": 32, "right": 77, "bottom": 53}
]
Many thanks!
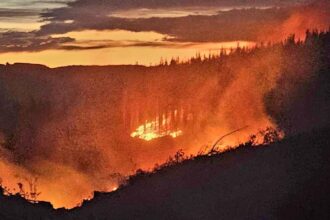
[
  {"left": 38, "top": 0, "right": 329, "bottom": 41},
  {"left": 39, "top": 8, "right": 291, "bottom": 41},
  {"left": 0, "top": 1, "right": 327, "bottom": 52},
  {"left": 41, "top": 0, "right": 308, "bottom": 23}
]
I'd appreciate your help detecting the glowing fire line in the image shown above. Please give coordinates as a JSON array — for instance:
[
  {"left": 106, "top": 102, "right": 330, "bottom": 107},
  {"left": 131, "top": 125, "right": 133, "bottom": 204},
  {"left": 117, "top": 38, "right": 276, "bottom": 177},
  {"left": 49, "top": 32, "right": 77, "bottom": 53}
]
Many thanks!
[{"left": 131, "top": 118, "right": 183, "bottom": 141}]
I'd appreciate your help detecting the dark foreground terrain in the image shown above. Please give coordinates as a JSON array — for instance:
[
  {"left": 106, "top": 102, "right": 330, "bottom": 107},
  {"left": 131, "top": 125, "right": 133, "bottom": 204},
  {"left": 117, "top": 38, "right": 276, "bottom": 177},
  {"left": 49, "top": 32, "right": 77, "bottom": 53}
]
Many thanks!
[{"left": 1, "top": 126, "right": 330, "bottom": 220}]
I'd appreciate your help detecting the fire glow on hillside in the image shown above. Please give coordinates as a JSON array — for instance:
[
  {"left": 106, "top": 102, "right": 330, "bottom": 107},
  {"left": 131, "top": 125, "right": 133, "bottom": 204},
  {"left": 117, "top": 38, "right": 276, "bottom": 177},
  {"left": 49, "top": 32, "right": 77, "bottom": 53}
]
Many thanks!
[{"left": 131, "top": 112, "right": 183, "bottom": 141}]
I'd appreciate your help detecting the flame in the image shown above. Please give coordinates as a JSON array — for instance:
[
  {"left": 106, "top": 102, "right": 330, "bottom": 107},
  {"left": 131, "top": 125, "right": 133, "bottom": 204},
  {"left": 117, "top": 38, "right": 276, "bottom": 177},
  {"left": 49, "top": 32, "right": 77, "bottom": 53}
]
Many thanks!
[
  {"left": 112, "top": 186, "right": 118, "bottom": 191},
  {"left": 131, "top": 114, "right": 183, "bottom": 141}
]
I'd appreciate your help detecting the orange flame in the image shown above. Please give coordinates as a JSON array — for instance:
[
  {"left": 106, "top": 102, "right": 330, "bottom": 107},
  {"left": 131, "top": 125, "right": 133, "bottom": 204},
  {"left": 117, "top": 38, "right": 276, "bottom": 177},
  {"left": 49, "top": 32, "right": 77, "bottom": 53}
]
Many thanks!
[{"left": 131, "top": 113, "right": 183, "bottom": 141}]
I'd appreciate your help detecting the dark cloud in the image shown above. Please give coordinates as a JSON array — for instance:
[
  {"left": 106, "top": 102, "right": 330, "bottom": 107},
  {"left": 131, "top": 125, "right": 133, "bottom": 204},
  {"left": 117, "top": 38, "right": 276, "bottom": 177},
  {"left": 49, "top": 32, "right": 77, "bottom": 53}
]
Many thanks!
[
  {"left": 59, "top": 40, "right": 174, "bottom": 50},
  {"left": 0, "top": 8, "right": 39, "bottom": 18},
  {"left": 0, "top": 0, "right": 71, "bottom": 9},
  {"left": 0, "top": 31, "right": 177, "bottom": 52},
  {"left": 0, "top": 0, "right": 327, "bottom": 52},
  {"left": 0, "top": 31, "right": 74, "bottom": 52},
  {"left": 38, "top": 8, "right": 291, "bottom": 41},
  {"left": 37, "top": 0, "right": 329, "bottom": 43},
  {"left": 41, "top": 0, "right": 311, "bottom": 23},
  {"left": 0, "top": 0, "right": 72, "bottom": 19},
  {"left": 39, "top": 0, "right": 309, "bottom": 26}
]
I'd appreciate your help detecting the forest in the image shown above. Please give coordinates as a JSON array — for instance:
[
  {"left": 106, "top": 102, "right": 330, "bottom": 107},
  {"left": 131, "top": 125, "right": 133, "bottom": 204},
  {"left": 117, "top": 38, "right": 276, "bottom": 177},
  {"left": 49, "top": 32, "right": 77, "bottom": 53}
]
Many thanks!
[{"left": 0, "top": 29, "right": 329, "bottom": 210}]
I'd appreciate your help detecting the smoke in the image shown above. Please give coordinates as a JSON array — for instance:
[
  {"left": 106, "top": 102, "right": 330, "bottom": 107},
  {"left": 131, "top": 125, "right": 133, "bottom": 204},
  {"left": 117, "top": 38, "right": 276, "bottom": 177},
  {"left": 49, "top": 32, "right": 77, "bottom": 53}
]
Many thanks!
[
  {"left": 0, "top": 51, "right": 300, "bottom": 208},
  {"left": 259, "top": 0, "right": 330, "bottom": 42},
  {"left": 201, "top": 52, "right": 282, "bottom": 148}
]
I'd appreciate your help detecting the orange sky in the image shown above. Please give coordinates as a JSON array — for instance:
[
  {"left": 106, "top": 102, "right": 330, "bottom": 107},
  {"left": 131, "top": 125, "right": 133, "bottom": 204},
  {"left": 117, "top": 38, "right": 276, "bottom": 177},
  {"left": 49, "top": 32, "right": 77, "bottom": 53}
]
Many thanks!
[{"left": 0, "top": 30, "right": 254, "bottom": 67}]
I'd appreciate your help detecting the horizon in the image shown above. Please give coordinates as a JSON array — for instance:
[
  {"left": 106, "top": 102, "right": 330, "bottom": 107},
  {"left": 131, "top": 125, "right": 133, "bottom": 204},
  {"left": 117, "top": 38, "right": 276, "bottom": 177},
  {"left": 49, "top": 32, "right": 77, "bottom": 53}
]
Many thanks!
[{"left": 0, "top": 0, "right": 328, "bottom": 66}]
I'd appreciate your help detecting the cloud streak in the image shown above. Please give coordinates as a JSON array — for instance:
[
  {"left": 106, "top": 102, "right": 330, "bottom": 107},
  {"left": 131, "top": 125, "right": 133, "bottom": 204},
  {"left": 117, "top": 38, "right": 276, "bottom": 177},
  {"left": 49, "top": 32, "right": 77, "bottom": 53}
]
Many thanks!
[
  {"left": 0, "top": 8, "right": 39, "bottom": 18},
  {"left": 0, "top": 31, "right": 73, "bottom": 52}
]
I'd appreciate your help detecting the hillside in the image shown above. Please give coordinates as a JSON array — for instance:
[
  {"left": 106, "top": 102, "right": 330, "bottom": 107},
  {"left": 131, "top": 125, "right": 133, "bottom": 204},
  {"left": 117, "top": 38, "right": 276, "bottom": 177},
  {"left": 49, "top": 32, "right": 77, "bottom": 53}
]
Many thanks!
[
  {"left": 1, "top": 126, "right": 329, "bottom": 219},
  {"left": 63, "top": 127, "right": 330, "bottom": 220},
  {"left": 0, "top": 192, "right": 55, "bottom": 220}
]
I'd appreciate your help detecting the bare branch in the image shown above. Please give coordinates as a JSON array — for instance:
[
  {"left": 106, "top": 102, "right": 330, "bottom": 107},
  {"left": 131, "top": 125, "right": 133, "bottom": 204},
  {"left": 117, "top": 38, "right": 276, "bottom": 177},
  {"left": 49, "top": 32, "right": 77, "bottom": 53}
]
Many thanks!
[{"left": 210, "top": 126, "right": 249, "bottom": 152}]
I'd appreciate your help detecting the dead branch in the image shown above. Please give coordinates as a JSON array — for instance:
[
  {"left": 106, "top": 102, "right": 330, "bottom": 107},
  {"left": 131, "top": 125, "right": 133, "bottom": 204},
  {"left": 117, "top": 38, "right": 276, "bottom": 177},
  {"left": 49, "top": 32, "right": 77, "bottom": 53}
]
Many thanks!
[{"left": 210, "top": 126, "right": 249, "bottom": 153}]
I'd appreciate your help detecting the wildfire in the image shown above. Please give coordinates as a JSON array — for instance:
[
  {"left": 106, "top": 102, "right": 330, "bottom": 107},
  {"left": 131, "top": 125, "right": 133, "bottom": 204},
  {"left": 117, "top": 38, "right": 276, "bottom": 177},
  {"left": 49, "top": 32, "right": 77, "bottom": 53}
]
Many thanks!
[{"left": 131, "top": 114, "right": 183, "bottom": 141}]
